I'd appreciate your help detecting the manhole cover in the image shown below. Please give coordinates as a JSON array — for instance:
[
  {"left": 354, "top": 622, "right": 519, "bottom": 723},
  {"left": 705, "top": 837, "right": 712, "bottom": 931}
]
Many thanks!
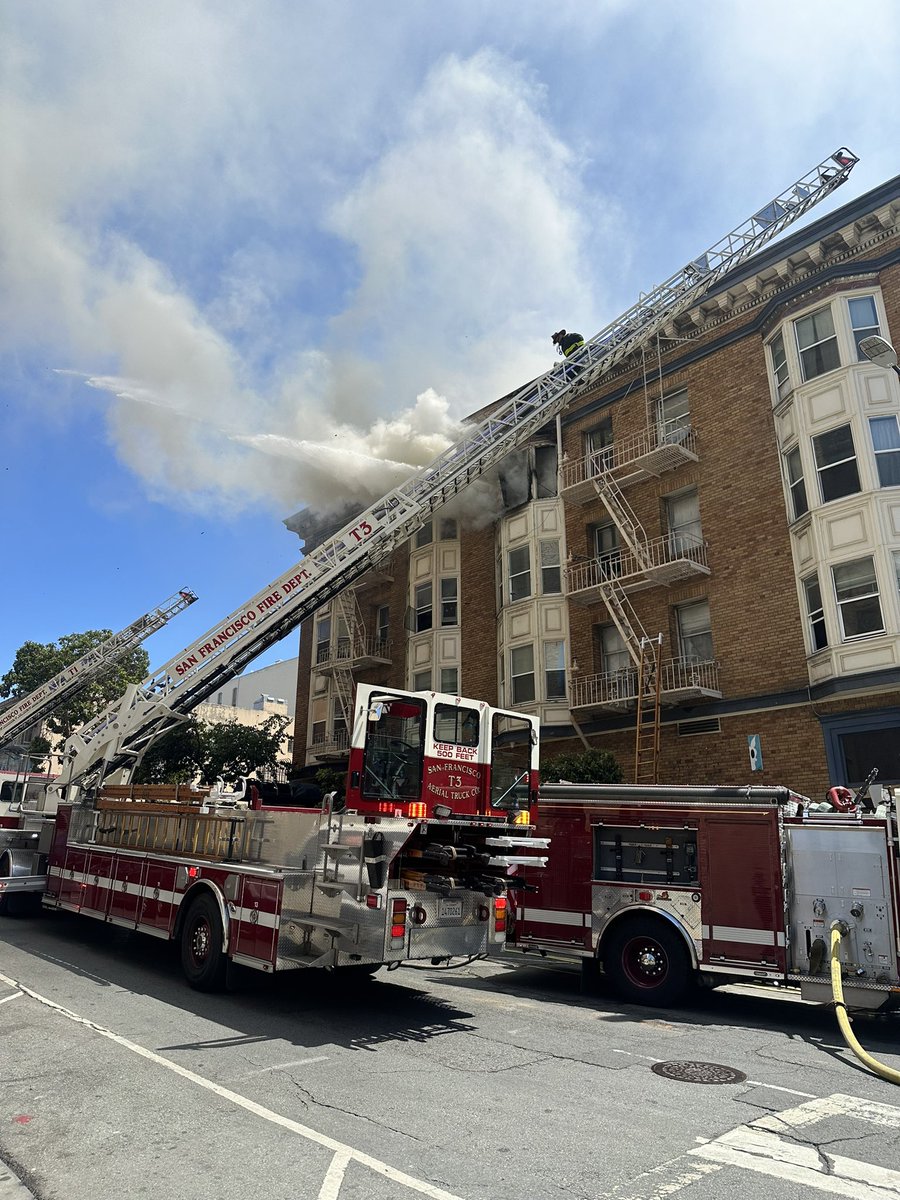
[{"left": 650, "top": 1060, "right": 747, "bottom": 1085}]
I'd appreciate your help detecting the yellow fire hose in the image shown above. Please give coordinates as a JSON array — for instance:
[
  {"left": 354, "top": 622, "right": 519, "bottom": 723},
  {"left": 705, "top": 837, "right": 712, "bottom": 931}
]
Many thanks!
[{"left": 830, "top": 922, "right": 900, "bottom": 1086}]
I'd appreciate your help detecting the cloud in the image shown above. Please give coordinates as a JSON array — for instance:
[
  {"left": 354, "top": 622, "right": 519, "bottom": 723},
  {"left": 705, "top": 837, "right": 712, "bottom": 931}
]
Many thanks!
[{"left": 1, "top": 19, "right": 601, "bottom": 519}]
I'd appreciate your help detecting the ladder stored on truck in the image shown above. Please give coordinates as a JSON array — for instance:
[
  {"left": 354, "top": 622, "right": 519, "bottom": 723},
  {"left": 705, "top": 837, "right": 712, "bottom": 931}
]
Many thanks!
[
  {"left": 51, "top": 149, "right": 858, "bottom": 798},
  {"left": 0, "top": 590, "right": 197, "bottom": 752}
]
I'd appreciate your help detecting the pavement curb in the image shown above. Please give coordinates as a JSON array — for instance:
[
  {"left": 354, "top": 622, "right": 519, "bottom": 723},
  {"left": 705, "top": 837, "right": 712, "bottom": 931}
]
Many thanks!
[{"left": 0, "top": 1161, "right": 36, "bottom": 1199}]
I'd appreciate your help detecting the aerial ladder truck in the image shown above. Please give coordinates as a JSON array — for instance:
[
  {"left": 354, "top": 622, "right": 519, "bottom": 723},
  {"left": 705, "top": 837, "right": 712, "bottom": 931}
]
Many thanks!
[
  {"left": 0, "top": 589, "right": 197, "bottom": 826},
  {"left": 0, "top": 149, "right": 859, "bottom": 991}
]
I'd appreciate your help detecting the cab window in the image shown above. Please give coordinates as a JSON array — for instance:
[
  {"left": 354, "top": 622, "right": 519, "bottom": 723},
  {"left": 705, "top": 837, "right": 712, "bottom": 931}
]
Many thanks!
[
  {"left": 434, "top": 704, "right": 480, "bottom": 747},
  {"left": 362, "top": 697, "right": 425, "bottom": 801},
  {"left": 490, "top": 713, "right": 533, "bottom": 810}
]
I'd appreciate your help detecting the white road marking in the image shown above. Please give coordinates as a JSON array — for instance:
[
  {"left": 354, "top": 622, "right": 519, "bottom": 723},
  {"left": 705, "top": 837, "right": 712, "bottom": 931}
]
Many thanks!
[
  {"left": 318, "top": 1150, "right": 351, "bottom": 1200},
  {"left": 0, "top": 991, "right": 22, "bottom": 1005},
  {"left": 0, "top": 969, "right": 466, "bottom": 1200},
  {"left": 691, "top": 1127, "right": 900, "bottom": 1198}
]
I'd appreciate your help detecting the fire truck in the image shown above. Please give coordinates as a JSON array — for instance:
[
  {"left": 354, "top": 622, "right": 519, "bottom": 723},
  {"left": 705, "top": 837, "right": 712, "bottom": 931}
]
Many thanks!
[
  {"left": 0, "top": 590, "right": 197, "bottom": 829},
  {"left": 0, "top": 149, "right": 859, "bottom": 990},
  {"left": 509, "top": 781, "right": 900, "bottom": 1013}
]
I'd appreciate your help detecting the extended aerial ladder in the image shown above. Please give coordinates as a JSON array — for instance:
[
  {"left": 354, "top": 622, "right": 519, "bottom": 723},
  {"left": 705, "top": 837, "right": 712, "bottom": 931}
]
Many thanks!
[
  {"left": 0, "top": 590, "right": 198, "bottom": 754},
  {"left": 52, "top": 149, "right": 858, "bottom": 799}
]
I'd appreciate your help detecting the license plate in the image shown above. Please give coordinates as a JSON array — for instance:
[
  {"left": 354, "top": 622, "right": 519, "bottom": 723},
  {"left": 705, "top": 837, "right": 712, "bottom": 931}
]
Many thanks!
[{"left": 439, "top": 898, "right": 463, "bottom": 920}]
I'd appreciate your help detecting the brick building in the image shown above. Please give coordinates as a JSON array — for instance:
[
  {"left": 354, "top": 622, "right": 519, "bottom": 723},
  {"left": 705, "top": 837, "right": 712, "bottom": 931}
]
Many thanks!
[{"left": 290, "top": 172, "right": 900, "bottom": 799}]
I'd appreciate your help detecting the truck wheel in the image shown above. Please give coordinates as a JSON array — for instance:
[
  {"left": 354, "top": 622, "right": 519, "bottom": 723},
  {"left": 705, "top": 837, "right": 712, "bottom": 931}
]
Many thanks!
[
  {"left": 603, "top": 916, "right": 692, "bottom": 1007},
  {"left": 180, "top": 893, "right": 228, "bottom": 992}
]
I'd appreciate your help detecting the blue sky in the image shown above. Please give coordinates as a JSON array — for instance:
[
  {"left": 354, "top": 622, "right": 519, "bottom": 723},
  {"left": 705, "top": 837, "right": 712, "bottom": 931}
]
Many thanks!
[{"left": 3, "top": 1, "right": 899, "bottom": 685}]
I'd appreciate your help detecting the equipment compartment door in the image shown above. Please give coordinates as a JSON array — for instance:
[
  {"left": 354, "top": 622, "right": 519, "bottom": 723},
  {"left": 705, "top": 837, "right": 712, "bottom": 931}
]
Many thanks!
[
  {"left": 107, "top": 854, "right": 146, "bottom": 927},
  {"left": 700, "top": 811, "right": 785, "bottom": 970},
  {"left": 235, "top": 877, "right": 280, "bottom": 964}
]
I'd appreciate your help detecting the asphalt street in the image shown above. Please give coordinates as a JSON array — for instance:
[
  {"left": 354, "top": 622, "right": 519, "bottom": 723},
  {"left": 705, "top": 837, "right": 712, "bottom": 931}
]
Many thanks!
[{"left": 1, "top": 911, "right": 899, "bottom": 1200}]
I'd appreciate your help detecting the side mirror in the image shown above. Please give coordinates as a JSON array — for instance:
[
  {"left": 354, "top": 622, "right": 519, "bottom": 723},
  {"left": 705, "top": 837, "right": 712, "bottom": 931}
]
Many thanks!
[{"left": 368, "top": 702, "right": 385, "bottom": 723}]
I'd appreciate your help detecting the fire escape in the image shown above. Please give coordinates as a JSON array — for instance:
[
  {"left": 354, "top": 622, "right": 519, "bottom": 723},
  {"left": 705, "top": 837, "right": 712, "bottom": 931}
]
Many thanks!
[
  {"left": 563, "top": 404, "right": 720, "bottom": 782},
  {"left": 309, "top": 578, "right": 392, "bottom": 761}
]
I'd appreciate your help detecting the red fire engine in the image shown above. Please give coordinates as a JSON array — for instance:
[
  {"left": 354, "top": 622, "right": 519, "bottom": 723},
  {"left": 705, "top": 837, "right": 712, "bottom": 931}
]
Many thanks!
[
  {"left": 3, "top": 685, "right": 540, "bottom": 989},
  {"left": 509, "top": 782, "right": 900, "bottom": 1012},
  {"left": 0, "top": 149, "right": 859, "bottom": 991}
]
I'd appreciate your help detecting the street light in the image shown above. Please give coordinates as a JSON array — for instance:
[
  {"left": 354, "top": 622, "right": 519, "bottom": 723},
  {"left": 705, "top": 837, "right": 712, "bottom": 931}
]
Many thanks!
[{"left": 859, "top": 334, "right": 900, "bottom": 378}]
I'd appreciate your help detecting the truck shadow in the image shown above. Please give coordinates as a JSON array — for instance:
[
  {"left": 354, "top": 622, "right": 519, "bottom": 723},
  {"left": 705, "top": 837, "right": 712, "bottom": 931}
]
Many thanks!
[
  {"left": 430, "top": 957, "right": 900, "bottom": 1074},
  {"left": 1, "top": 912, "right": 478, "bottom": 1054}
]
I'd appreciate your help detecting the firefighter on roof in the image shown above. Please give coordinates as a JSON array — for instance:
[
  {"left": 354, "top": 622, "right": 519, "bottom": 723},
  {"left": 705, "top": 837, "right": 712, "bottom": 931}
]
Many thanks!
[{"left": 551, "top": 329, "right": 585, "bottom": 358}]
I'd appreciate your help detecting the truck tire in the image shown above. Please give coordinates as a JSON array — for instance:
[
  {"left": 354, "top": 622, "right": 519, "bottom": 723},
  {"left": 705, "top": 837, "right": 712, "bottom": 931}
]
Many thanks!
[
  {"left": 603, "top": 915, "right": 692, "bottom": 1007},
  {"left": 180, "top": 893, "right": 228, "bottom": 992}
]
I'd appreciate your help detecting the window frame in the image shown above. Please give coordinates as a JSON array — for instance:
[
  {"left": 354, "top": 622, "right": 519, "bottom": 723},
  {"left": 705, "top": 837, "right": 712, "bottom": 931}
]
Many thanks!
[
  {"left": 813, "top": 423, "right": 861, "bottom": 504},
  {"left": 510, "top": 644, "right": 536, "bottom": 705},
  {"left": 440, "top": 577, "right": 458, "bottom": 627},
  {"left": 802, "top": 573, "right": 828, "bottom": 652},
  {"left": 869, "top": 415, "right": 900, "bottom": 488},
  {"left": 675, "top": 600, "right": 714, "bottom": 664},
  {"left": 539, "top": 539, "right": 562, "bottom": 594},
  {"left": 794, "top": 304, "right": 840, "bottom": 382},
  {"left": 414, "top": 581, "right": 433, "bottom": 632},
  {"left": 831, "top": 556, "right": 885, "bottom": 641},
  {"left": 543, "top": 640, "right": 567, "bottom": 700},
  {"left": 769, "top": 330, "right": 792, "bottom": 401},
  {"left": 666, "top": 488, "right": 702, "bottom": 555},
  {"left": 784, "top": 445, "right": 809, "bottom": 519},
  {"left": 848, "top": 294, "right": 881, "bottom": 361},
  {"left": 508, "top": 545, "right": 532, "bottom": 603}
]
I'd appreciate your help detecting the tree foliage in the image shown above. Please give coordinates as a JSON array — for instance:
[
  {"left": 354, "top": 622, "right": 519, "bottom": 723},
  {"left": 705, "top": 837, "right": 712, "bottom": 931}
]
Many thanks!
[
  {"left": 540, "top": 747, "right": 623, "bottom": 785},
  {"left": 133, "top": 714, "right": 290, "bottom": 785},
  {"left": 0, "top": 632, "right": 150, "bottom": 740}
]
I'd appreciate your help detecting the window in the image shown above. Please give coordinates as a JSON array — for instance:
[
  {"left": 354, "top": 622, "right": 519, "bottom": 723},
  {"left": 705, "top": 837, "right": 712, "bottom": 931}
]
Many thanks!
[
  {"left": 315, "top": 616, "right": 331, "bottom": 664},
  {"left": 795, "top": 305, "right": 840, "bottom": 381},
  {"left": 439, "top": 517, "right": 458, "bottom": 540},
  {"left": 216, "top": 692, "right": 223, "bottom": 705},
  {"left": 231, "top": 687, "right": 239, "bottom": 706},
  {"left": 813, "top": 424, "right": 860, "bottom": 502},
  {"left": 434, "top": 703, "right": 479, "bottom": 745},
  {"left": 784, "top": 446, "right": 809, "bottom": 519},
  {"left": 415, "top": 520, "right": 433, "bottom": 548},
  {"left": 676, "top": 601, "right": 713, "bottom": 663},
  {"left": 769, "top": 331, "right": 791, "bottom": 401},
  {"left": 311, "top": 720, "right": 326, "bottom": 745},
  {"left": 894, "top": 549, "right": 900, "bottom": 596},
  {"left": 543, "top": 641, "right": 566, "bottom": 699},
  {"left": 540, "top": 540, "right": 562, "bottom": 594},
  {"left": 440, "top": 667, "right": 459, "bottom": 695},
  {"left": 534, "top": 445, "right": 558, "bottom": 497},
  {"left": 312, "top": 673, "right": 328, "bottom": 695},
  {"left": 376, "top": 605, "right": 390, "bottom": 645},
  {"left": 870, "top": 416, "right": 900, "bottom": 487},
  {"left": 413, "top": 669, "right": 432, "bottom": 691},
  {"left": 508, "top": 546, "right": 531, "bottom": 602},
  {"left": 848, "top": 295, "right": 880, "bottom": 360},
  {"left": 414, "top": 582, "right": 433, "bottom": 632},
  {"left": 586, "top": 417, "right": 613, "bottom": 476},
  {"left": 832, "top": 557, "right": 884, "bottom": 639},
  {"left": 440, "top": 577, "right": 458, "bottom": 626},
  {"left": 594, "top": 522, "right": 621, "bottom": 577},
  {"left": 666, "top": 489, "right": 702, "bottom": 555},
  {"left": 510, "top": 645, "right": 536, "bottom": 704},
  {"left": 803, "top": 574, "right": 828, "bottom": 651},
  {"left": 597, "top": 625, "right": 631, "bottom": 675},
  {"left": 659, "top": 387, "right": 690, "bottom": 442},
  {"left": 332, "top": 698, "right": 347, "bottom": 744}
]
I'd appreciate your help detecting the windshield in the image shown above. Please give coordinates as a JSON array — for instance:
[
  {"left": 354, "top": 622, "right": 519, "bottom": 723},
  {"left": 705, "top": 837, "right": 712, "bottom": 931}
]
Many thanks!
[{"left": 362, "top": 697, "right": 425, "bottom": 801}]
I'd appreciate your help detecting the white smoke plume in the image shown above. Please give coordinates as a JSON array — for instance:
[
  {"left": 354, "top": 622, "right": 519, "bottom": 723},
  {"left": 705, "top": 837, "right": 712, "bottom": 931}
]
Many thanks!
[{"left": 2, "top": 11, "right": 597, "bottom": 520}]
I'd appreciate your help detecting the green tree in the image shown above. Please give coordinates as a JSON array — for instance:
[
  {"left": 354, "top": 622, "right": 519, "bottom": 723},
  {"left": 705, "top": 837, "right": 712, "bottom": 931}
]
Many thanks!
[
  {"left": 540, "top": 747, "right": 623, "bottom": 785},
  {"left": 133, "top": 717, "right": 205, "bottom": 784},
  {"left": 198, "top": 714, "right": 290, "bottom": 784},
  {"left": 0, "top": 632, "right": 150, "bottom": 741},
  {"left": 133, "top": 713, "right": 290, "bottom": 786}
]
